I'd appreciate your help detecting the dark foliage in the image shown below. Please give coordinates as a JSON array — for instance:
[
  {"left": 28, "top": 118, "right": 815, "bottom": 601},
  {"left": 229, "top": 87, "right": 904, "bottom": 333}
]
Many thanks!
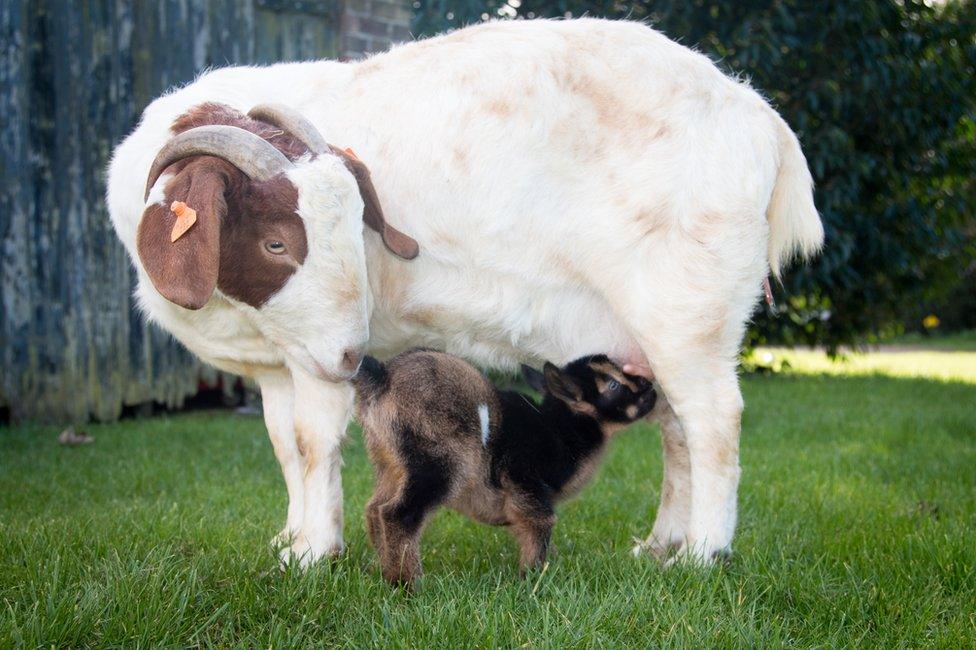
[
  {"left": 905, "top": 261, "right": 976, "bottom": 332},
  {"left": 415, "top": 1, "right": 976, "bottom": 349}
]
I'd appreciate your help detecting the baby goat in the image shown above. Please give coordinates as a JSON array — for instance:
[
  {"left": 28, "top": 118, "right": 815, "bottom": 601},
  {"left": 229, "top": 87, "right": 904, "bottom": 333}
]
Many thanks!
[{"left": 352, "top": 349, "right": 657, "bottom": 585}]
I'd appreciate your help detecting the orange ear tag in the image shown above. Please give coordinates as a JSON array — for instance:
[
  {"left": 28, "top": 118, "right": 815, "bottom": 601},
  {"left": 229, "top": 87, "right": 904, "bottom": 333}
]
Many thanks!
[
  {"left": 169, "top": 201, "right": 198, "bottom": 242},
  {"left": 344, "top": 147, "right": 359, "bottom": 161}
]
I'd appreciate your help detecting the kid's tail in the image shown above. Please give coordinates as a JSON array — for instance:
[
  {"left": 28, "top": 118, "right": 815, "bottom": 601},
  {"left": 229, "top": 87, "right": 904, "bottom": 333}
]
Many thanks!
[
  {"left": 766, "top": 117, "right": 825, "bottom": 279},
  {"left": 351, "top": 355, "right": 389, "bottom": 398}
]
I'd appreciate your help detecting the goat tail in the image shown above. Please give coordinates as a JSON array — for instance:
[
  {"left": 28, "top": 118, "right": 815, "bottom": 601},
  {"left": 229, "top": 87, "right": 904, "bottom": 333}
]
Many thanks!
[
  {"left": 351, "top": 355, "right": 389, "bottom": 399},
  {"left": 766, "top": 116, "right": 824, "bottom": 279}
]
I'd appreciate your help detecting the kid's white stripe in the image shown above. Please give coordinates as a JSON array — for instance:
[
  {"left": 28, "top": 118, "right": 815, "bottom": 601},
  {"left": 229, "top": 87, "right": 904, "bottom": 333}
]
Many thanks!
[{"left": 478, "top": 403, "right": 490, "bottom": 447}]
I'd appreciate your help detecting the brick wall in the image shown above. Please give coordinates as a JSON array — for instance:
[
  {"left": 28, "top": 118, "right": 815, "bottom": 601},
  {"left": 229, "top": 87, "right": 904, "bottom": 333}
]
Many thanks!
[{"left": 341, "top": 0, "right": 414, "bottom": 59}]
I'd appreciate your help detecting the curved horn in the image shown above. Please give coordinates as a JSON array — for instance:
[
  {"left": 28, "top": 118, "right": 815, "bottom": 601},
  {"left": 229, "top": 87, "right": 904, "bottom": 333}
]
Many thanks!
[
  {"left": 248, "top": 103, "right": 329, "bottom": 155},
  {"left": 144, "top": 125, "right": 293, "bottom": 200}
]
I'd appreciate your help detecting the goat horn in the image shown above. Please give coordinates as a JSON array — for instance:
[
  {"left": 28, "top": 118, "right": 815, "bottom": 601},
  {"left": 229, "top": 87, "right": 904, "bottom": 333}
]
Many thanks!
[
  {"left": 248, "top": 103, "right": 329, "bottom": 155},
  {"left": 144, "top": 125, "right": 293, "bottom": 200}
]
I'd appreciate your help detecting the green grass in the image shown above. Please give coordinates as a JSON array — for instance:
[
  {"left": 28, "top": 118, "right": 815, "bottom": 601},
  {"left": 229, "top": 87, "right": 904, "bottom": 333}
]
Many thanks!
[{"left": 3, "top": 352, "right": 976, "bottom": 647}]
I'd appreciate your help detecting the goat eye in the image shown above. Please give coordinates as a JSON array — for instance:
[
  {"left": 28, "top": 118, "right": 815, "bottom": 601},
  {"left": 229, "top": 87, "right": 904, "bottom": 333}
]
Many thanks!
[{"left": 265, "top": 240, "right": 286, "bottom": 255}]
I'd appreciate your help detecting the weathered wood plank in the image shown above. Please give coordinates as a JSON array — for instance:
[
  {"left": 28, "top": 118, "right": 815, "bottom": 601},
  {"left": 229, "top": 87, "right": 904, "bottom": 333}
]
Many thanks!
[
  {"left": 0, "top": 0, "right": 35, "bottom": 416},
  {"left": 0, "top": 0, "right": 340, "bottom": 423}
]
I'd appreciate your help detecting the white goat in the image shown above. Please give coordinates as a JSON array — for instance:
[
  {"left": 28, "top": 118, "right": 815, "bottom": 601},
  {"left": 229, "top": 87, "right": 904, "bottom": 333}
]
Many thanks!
[{"left": 107, "top": 18, "right": 823, "bottom": 567}]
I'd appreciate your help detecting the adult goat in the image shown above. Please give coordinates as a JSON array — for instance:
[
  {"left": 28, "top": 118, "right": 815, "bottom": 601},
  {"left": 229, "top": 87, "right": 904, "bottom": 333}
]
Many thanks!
[{"left": 107, "top": 18, "right": 823, "bottom": 567}]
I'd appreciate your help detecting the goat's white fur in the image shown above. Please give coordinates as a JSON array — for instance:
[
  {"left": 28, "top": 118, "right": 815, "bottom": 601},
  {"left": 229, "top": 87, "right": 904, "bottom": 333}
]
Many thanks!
[{"left": 107, "top": 18, "right": 822, "bottom": 566}]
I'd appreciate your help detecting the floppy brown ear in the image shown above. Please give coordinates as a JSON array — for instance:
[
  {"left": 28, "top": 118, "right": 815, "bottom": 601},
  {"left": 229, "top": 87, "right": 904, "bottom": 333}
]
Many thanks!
[
  {"left": 136, "top": 164, "right": 227, "bottom": 309},
  {"left": 338, "top": 151, "right": 419, "bottom": 260}
]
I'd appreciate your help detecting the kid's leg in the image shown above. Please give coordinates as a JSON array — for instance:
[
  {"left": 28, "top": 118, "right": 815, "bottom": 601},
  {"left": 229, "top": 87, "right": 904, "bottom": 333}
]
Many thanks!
[
  {"left": 377, "top": 461, "right": 450, "bottom": 585},
  {"left": 504, "top": 489, "right": 556, "bottom": 576},
  {"left": 365, "top": 460, "right": 400, "bottom": 550}
]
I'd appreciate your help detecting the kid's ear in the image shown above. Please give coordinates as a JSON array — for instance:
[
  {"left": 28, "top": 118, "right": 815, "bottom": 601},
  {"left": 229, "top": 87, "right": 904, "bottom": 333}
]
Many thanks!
[
  {"left": 542, "top": 362, "right": 582, "bottom": 404},
  {"left": 520, "top": 364, "right": 547, "bottom": 393}
]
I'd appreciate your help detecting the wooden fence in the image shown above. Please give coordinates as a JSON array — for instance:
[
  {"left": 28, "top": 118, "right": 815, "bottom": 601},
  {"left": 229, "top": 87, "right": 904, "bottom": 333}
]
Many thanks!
[{"left": 0, "top": 0, "right": 343, "bottom": 423}]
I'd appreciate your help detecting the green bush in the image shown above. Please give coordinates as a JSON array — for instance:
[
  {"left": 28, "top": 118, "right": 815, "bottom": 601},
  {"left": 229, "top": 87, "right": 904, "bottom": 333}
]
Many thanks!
[{"left": 415, "top": 1, "right": 976, "bottom": 349}]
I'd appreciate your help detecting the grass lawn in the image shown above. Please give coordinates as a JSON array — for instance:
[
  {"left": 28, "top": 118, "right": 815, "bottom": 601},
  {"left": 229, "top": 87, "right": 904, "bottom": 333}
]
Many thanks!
[{"left": 2, "top": 348, "right": 975, "bottom": 647}]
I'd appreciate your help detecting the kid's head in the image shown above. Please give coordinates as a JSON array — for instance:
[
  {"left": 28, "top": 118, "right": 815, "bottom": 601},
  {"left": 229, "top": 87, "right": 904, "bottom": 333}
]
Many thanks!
[{"left": 521, "top": 354, "right": 657, "bottom": 426}]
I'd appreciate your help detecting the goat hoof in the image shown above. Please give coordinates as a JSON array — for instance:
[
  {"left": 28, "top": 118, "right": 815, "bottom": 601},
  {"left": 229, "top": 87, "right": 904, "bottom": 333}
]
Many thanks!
[
  {"left": 278, "top": 534, "right": 344, "bottom": 570},
  {"left": 657, "top": 542, "right": 730, "bottom": 569},
  {"left": 631, "top": 535, "right": 677, "bottom": 561},
  {"left": 271, "top": 526, "right": 300, "bottom": 549}
]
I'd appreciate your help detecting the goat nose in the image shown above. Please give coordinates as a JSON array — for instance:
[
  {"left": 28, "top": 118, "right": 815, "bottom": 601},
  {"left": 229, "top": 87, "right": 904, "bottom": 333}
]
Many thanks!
[{"left": 340, "top": 347, "right": 364, "bottom": 374}]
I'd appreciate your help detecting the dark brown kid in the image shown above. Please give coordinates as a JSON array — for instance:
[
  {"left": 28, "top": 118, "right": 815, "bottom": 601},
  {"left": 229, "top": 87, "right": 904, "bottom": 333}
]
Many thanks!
[{"left": 352, "top": 349, "right": 657, "bottom": 586}]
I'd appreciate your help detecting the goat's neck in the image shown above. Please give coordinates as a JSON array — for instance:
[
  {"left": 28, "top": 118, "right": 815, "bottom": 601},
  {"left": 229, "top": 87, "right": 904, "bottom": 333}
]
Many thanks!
[{"left": 537, "top": 396, "right": 606, "bottom": 460}]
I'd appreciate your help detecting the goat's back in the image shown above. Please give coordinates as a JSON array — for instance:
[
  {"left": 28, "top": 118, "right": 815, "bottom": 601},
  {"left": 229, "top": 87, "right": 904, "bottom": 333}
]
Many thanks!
[{"left": 358, "top": 349, "right": 498, "bottom": 444}]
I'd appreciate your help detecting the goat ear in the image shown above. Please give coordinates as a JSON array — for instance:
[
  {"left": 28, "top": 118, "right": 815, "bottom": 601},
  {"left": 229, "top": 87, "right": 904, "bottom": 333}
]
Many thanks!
[
  {"left": 542, "top": 362, "right": 582, "bottom": 404},
  {"left": 136, "top": 166, "right": 226, "bottom": 310},
  {"left": 338, "top": 151, "right": 419, "bottom": 260},
  {"left": 520, "top": 364, "right": 547, "bottom": 393}
]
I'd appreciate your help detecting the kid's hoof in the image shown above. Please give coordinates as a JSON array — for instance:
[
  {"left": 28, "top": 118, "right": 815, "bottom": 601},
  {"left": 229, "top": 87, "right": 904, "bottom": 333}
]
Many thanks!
[
  {"left": 382, "top": 569, "right": 420, "bottom": 589},
  {"left": 519, "top": 560, "right": 549, "bottom": 581}
]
